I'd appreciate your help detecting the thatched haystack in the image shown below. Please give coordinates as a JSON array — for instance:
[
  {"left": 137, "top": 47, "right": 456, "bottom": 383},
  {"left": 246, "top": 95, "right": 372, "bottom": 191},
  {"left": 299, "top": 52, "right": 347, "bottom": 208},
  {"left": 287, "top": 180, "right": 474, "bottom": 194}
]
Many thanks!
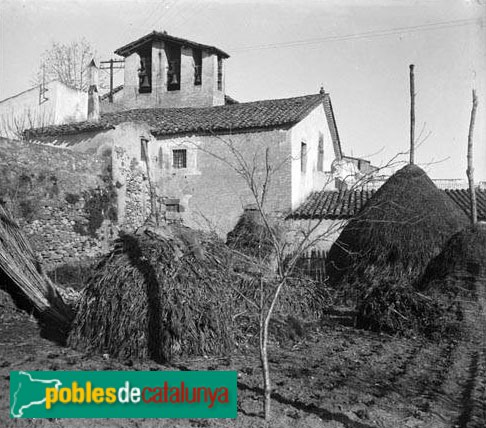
[
  {"left": 418, "top": 226, "right": 486, "bottom": 335},
  {"left": 68, "top": 225, "right": 247, "bottom": 362},
  {"left": 226, "top": 206, "right": 278, "bottom": 260},
  {"left": 0, "top": 204, "right": 73, "bottom": 340},
  {"left": 353, "top": 270, "right": 463, "bottom": 338},
  {"left": 419, "top": 225, "right": 486, "bottom": 289},
  {"left": 327, "top": 164, "right": 469, "bottom": 287},
  {"left": 69, "top": 222, "right": 324, "bottom": 362}
]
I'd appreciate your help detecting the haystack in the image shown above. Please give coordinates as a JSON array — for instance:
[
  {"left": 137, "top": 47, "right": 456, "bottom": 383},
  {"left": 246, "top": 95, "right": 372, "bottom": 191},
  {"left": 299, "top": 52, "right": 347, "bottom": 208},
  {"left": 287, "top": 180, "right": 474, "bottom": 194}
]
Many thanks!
[
  {"left": 226, "top": 207, "right": 278, "bottom": 260},
  {"left": 327, "top": 164, "right": 469, "bottom": 287},
  {"left": 69, "top": 222, "right": 324, "bottom": 362},
  {"left": 418, "top": 226, "right": 486, "bottom": 334},
  {"left": 0, "top": 204, "right": 73, "bottom": 340},
  {"left": 68, "top": 224, "right": 249, "bottom": 362},
  {"left": 419, "top": 225, "right": 486, "bottom": 289},
  {"left": 418, "top": 226, "right": 486, "bottom": 312}
]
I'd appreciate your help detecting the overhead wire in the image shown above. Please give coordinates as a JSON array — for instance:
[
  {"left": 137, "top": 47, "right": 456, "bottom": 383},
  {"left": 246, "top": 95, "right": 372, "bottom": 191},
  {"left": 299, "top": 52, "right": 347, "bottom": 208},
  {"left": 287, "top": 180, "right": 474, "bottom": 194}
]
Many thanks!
[{"left": 229, "top": 18, "right": 483, "bottom": 53}]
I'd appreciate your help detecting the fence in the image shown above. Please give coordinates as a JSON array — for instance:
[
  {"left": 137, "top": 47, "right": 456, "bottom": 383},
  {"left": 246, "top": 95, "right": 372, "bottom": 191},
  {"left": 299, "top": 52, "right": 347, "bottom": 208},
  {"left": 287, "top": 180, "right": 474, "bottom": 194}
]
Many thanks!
[{"left": 291, "top": 249, "right": 328, "bottom": 282}]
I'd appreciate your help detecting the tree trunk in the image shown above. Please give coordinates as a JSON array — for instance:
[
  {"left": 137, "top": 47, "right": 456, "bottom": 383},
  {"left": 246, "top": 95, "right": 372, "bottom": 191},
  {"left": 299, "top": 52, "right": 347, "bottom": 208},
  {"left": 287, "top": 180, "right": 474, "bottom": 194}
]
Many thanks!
[
  {"left": 260, "top": 278, "right": 286, "bottom": 421},
  {"left": 259, "top": 315, "right": 271, "bottom": 421},
  {"left": 467, "top": 89, "right": 478, "bottom": 225}
]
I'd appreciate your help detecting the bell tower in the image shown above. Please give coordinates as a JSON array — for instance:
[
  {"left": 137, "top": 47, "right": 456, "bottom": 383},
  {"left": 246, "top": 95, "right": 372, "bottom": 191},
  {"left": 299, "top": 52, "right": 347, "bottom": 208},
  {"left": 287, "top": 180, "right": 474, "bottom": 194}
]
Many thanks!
[{"left": 114, "top": 31, "right": 229, "bottom": 109}]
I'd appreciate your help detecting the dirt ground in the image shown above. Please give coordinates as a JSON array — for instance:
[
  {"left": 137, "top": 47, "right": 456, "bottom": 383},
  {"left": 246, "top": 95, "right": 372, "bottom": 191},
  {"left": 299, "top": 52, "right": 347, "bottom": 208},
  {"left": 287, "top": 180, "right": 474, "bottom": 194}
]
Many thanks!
[{"left": 1, "top": 294, "right": 485, "bottom": 428}]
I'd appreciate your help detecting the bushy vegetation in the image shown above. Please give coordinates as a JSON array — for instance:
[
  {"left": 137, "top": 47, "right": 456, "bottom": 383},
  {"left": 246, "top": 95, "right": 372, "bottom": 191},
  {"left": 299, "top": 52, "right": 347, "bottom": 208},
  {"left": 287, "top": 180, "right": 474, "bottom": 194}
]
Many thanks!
[
  {"left": 69, "top": 225, "right": 324, "bottom": 363},
  {"left": 47, "top": 258, "right": 99, "bottom": 291},
  {"left": 0, "top": 169, "right": 59, "bottom": 222},
  {"left": 349, "top": 270, "right": 463, "bottom": 340}
]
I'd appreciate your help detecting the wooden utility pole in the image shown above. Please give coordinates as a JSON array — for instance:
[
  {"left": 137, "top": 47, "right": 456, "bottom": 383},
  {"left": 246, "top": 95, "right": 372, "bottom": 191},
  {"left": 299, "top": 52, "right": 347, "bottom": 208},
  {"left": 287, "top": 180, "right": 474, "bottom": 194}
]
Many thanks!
[
  {"left": 409, "top": 64, "right": 415, "bottom": 164},
  {"left": 100, "top": 59, "right": 125, "bottom": 103},
  {"left": 466, "top": 89, "right": 478, "bottom": 225}
]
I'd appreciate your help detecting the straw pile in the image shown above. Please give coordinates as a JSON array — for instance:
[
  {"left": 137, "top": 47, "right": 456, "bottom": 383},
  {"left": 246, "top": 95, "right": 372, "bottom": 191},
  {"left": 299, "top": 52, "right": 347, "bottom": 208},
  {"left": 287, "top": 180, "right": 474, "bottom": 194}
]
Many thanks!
[
  {"left": 68, "top": 225, "right": 244, "bottom": 362},
  {"left": 69, "top": 221, "right": 324, "bottom": 362},
  {"left": 420, "top": 225, "right": 486, "bottom": 289},
  {"left": 0, "top": 204, "right": 73, "bottom": 340},
  {"left": 418, "top": 225, "right": 486, "bottom": 335},
  {"left": 327, "top": 164, "right": 469, "bottom": 287},
  {"left": 226, "top": 207, "right": 278, "bottom": 260},
  {"left": 326, "top": 165, "right": 469, "bottom": 337}
]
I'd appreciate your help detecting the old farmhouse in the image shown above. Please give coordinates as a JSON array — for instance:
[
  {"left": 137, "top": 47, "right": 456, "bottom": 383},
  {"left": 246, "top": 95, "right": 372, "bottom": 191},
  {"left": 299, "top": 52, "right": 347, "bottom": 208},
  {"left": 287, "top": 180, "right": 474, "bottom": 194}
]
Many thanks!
[{"left": 26, "top": 31, "right": 370, "bottom": 236}]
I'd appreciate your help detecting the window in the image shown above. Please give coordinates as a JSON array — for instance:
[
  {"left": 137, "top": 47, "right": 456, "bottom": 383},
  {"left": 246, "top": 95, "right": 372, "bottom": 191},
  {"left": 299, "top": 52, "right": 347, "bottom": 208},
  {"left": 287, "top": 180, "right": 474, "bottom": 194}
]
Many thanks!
[
  {"left": 317, "top": 132, "right": 324, "bottom": 172},
  {"left": 140, "top": 138, "right": 148, "bottom": 162},
  {"left": 165, "top": 198, "right": 181, "bottom": 214},
  {"left": 166, "top": 43, "right": 181, "bottom": 91},
  {"left": 138, "top": 50, "right": 152, "bottom": 93},
  {"left": 301, "top": 142, "right": 307, "bottom": 173},
  {"left": 173, "top": 149, "right": 187, "bottom": 169},
  {"left": 217, "top": 56, "right": 223, "bottom": 91},
  {"left": 158, "top": 147, "right": 163, "bottom": 168},
  {"left": 193, "top": 49, "right": 202, "bottom": 86}
]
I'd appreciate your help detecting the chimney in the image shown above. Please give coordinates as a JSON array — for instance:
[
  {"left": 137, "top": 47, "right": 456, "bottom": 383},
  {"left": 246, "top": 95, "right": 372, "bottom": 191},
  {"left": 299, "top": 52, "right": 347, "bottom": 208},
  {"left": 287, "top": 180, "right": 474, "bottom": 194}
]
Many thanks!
[{"left": 87, "top": 58, "right": 100, "bottom": 122}]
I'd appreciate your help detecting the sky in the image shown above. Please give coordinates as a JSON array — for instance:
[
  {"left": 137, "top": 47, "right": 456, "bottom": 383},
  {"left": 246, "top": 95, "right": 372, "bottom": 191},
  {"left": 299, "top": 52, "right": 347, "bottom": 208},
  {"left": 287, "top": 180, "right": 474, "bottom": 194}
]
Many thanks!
[{"left": 1, "top": 0, "right": 485, "bottom": 180}]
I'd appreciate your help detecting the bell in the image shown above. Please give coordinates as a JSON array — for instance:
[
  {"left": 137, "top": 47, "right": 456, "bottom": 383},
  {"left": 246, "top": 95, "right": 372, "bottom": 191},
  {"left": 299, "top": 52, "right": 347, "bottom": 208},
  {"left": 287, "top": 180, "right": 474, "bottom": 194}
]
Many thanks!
[
  {"left": 140, "top": 74, "right": 151, "bottom": 89},
  {"left": 170, "top": 73, "right": 179, "bottom": 85}
]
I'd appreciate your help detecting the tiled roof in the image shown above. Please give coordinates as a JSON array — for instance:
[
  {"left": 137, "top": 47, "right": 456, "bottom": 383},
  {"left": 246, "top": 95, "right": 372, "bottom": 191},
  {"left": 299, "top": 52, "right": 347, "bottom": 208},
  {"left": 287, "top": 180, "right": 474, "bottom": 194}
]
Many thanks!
[
  {"left": 290, "top": 190, "right": 376, "bottom": 219},
  {"left": 291, "top": 188, "right": 486, "bottom": 221},
  {"left": 114, "top": 31, "right": 229, "bottom": 58},
  {"left": 25, "top": 93, "right": 331, "bottom": 139},
  {"left": 445, "top": 189, "right": 486, "bottom": 222}
]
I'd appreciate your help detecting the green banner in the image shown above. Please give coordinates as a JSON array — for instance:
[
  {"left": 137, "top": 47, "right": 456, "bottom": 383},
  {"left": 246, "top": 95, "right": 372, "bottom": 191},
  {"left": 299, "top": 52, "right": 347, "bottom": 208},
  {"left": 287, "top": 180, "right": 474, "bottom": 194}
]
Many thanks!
[{"left": 10, "top": 370, "right": 237, "bottom": 419}]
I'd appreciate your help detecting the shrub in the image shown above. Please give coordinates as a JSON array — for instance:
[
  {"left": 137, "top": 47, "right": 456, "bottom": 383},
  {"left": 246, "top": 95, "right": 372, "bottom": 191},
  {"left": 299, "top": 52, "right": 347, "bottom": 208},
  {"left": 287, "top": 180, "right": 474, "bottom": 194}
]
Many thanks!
[
  {"left": 82, "top": 186, "right": 117, "bottom": 236},
  {"left": 47, "top": 259, "right": 99, "bottom": 291},
  {"left": 352, "top": 269, "right": 464, "bottom": 340},
  {"left": 65, "top": 192, "right": 80, "bottom": 205}
]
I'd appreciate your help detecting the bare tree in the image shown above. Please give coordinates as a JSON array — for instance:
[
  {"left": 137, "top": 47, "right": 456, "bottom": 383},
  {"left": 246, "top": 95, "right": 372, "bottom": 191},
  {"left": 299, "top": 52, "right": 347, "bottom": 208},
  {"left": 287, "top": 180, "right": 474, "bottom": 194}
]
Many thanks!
[
  {"left": 0, "top": 106, "right": 54, "bottom": 140},
  {"left": 34, "top": 38, "right": 102, "bottom": 92},
  {"left": 194, "top": 132, "right": 398, "bottom": 421}
]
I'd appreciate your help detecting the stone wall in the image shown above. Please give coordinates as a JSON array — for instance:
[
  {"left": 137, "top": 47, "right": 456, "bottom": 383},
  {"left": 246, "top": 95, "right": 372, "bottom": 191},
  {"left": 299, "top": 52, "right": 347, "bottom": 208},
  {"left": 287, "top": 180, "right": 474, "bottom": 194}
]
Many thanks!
[
  {"left": 113, "top": 146, "right": 151, "bottom": 231},
  {"left": 0, "top": 138, "right": 112, "bottom": 269},
  {"left": 20, "top": 201, "right": 111, "bottom": 269}
]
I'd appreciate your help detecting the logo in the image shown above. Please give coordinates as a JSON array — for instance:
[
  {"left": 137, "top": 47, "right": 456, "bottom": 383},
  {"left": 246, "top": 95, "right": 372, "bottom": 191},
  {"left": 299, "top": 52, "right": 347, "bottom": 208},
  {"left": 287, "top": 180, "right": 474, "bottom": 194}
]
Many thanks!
[{"left": 10, "top": 371, "right": 237, "bottom": 419}]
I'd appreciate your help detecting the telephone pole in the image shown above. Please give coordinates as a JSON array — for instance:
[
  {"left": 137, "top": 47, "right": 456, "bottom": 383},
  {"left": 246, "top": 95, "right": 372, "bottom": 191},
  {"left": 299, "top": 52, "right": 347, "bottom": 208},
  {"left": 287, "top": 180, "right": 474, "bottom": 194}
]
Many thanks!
[
  {"left": 409, "top": 64, "right": 415, "bottom": 165},
  {"left": 100, "top": 59, "right": 125, "bottom": 103}
]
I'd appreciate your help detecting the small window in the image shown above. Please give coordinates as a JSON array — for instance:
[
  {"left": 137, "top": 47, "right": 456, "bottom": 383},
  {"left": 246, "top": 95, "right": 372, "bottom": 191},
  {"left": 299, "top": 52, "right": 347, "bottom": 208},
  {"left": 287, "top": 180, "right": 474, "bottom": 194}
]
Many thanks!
[
  {"left": 141, "top": 138, "right": 148, "bottom": 162},
  {"left": 173, "top": 149, "right": 187, "bottom": 169},
  {"left": 317, "top": 132, "right": 324, "bottom": 172},
  {"left": 217, "top": 56, "right": 223, "bottom": 91},
  {"left": 193, "top": 49, "right": 202, "bottom": 86},
  {"left": 301, "top": 142, "right": 307, "bottom": 173},
  {"left": 165, "top": 198, "right": 181, "bottom": 212},
  {"left": 158, "top": 147, "right": 163, "bottom": 168}
]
